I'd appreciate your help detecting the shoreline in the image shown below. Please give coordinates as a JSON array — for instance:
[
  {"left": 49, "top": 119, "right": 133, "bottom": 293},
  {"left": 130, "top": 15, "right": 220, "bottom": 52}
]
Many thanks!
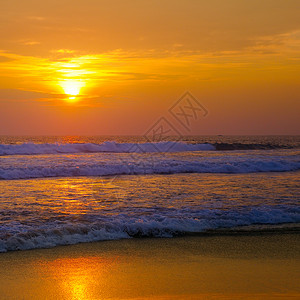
[
  {"left": 1, "top": 222, "right": 299, "bottom": 254},
  {"left": 1, "top": 233, "right": 299, "bottom": 299}
]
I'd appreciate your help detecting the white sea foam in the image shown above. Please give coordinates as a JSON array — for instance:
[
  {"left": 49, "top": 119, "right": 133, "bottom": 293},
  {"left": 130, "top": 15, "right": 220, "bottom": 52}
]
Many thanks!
[
  {"left": 0, "top": 141, "right": 216, "bottom": 156},
  {"left": 0, "top": 206, "right": 299, "bottom": 252},
  {"left": 0, "top": 152, "right": 299, "bottom": 180}
]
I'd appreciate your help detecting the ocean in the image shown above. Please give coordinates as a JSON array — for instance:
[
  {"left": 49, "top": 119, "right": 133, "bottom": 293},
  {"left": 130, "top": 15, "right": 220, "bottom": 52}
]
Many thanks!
[{"left": 0, "top": 136, "right": 299, "bottom": 252}]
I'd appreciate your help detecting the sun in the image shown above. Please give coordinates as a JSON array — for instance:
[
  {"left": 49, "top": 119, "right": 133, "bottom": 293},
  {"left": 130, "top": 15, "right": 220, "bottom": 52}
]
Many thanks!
[{"left": 60, "top": 80, "right": 85, "bottom": 101}]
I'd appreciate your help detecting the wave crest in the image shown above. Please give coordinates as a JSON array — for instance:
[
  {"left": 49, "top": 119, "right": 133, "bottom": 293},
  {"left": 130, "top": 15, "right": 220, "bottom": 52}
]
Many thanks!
[
  {"left": 0, "top": 141, "right": 215, "bottom": 156},
  {"left": 1, "top": 207, "right": 299, "bottom": 252}
]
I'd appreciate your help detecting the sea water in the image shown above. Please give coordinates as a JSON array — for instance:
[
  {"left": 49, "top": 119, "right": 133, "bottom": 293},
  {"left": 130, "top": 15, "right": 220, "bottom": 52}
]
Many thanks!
[{"left": 0, "top": 136, "right": 299, "bottom": 252}]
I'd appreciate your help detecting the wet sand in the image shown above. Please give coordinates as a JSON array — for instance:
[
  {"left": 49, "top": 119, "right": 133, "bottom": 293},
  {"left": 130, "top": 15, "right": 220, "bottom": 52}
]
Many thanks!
[{"left": 0, "top": 233, "right": 299, "bottom": 299}]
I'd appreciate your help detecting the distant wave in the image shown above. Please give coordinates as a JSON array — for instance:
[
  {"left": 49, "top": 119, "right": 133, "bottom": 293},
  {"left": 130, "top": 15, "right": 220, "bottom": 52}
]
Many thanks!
[
  {"left": 1, "top": 155, "right": 299, "bottom": 180},
  {"left": 0, "top": 141, "right": 216, "bottom": 156},
  {"left": 0, "top": 141, "right": 298, "bottom": 157},
  {"left": 0, "top": 206, "right": 299, "bottom": 252},
  {"left": 214, "top": 142, "right": 295, "bottom": 150}
]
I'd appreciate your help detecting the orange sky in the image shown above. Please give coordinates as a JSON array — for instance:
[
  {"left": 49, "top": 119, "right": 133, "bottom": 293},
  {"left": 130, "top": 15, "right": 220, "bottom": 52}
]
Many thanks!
[{"left": 0, "top": 0, "right": 299, "bottom": 135}]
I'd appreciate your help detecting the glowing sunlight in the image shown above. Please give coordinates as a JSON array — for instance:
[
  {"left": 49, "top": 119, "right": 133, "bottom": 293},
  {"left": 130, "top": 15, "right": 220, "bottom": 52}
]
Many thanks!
[{"left": 60, "top": 80, "right": 85, "bottom": 101}]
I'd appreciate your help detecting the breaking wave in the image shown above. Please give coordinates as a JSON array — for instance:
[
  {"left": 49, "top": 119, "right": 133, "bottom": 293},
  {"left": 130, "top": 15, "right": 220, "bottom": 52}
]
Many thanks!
[
  {"left": 0, "top": 141, "right": 216, "bottom": 156},
  {"left": 1, "top": 153, "right": 300, "bottom": 180},
  {"left": 0, "top": 206, "right": 299, "bottom": 252}
]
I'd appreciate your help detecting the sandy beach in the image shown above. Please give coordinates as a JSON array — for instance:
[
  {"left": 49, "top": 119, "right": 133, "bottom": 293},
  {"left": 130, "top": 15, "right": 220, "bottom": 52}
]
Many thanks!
[{"left": 0, "top": 233, "right": 299, "bottom": 299}]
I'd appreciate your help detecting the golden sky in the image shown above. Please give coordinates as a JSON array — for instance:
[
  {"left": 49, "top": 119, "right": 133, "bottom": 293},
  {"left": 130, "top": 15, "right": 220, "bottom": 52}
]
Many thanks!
[{"left": 0, "top": 0, "right": 299, "bottom": 135}]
